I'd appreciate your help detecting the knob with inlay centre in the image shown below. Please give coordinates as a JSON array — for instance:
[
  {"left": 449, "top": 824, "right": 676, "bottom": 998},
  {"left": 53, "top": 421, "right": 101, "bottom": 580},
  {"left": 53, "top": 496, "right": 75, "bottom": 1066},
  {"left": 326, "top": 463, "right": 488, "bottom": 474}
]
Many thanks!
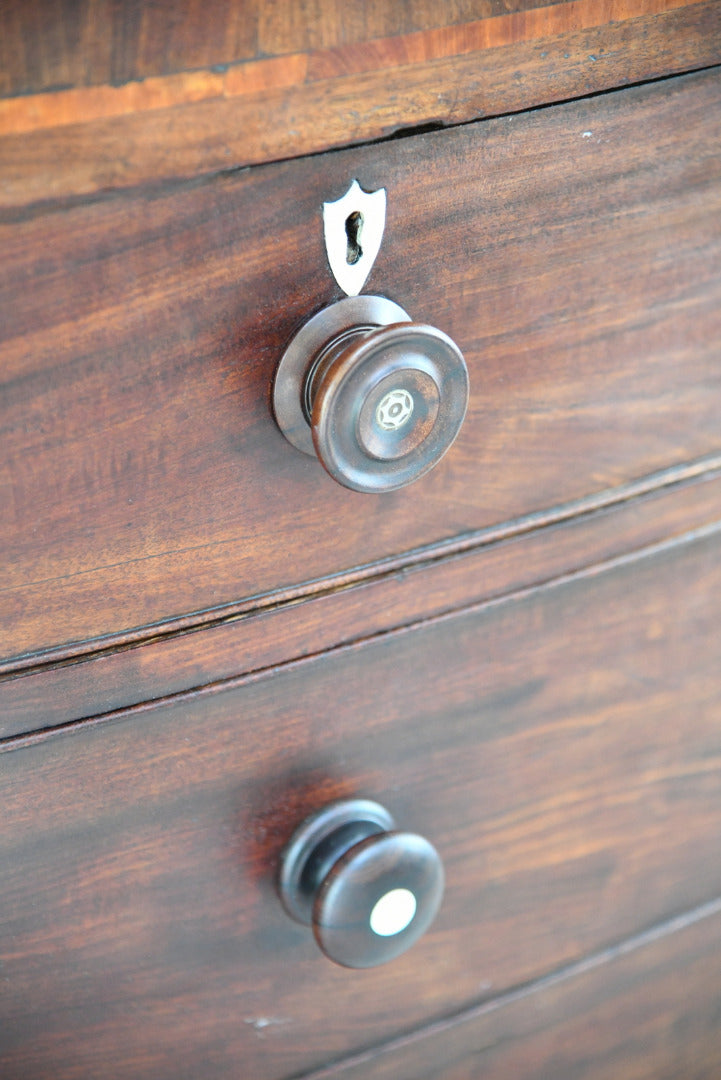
[
  {"left": 273, "top": 296, "right": 468, "bottom": 493},
  {"left": 278, "top": 798, "right": 444, "bottom": 968}
]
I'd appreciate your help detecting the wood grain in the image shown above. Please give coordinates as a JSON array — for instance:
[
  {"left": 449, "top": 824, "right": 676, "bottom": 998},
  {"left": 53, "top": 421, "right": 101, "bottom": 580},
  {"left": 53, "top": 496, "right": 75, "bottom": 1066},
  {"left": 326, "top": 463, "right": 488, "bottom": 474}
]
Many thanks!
[
  {"left": 2, "top": 462, "right": 720, "bottom": 739},
  {"left": 0, "top": 0, "right": 693, "bottom": 133},
  {"left": 2, "top": 70, "right": 720, "bottom": 665},
  {"left": 299, "top": 900, "right": 721, "bottom": 1079},
  {"left": 0, "top": 2, "right": 718, "bottom": 206},
  {"left": 0, "top": 0, "right": 556, "bottom": 99},
  {"left": 0, "top": 529, "right": 720, "bottom": 1078}
]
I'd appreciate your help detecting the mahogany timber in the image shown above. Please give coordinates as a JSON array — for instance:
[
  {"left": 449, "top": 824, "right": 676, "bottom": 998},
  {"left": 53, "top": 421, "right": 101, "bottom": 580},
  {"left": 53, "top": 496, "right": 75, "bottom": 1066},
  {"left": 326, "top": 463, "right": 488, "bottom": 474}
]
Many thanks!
[
  {"left": 0, "top": 529, "right": 720, "bottom": 1078},
  {"left": 0, "top": 0, "right": 559, "bottom": 97},
  {"left": 301, "top": 900, "right": 721, "bottom": 1079},
  {"left": 1, "top": 461, "right": 720, "bottom": 739},
  {"left": 2, "top": 69, "right": 721, "bottom": 664},
  {"left": 0, "top": 3, "right": 718, "bottom": 207}
]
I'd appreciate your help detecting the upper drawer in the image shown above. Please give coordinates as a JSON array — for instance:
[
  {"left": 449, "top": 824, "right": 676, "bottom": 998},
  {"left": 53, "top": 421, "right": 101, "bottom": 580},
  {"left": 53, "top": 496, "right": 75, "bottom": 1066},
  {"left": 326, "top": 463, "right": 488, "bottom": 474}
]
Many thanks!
[{"left": 2, "top": 70, "right": 720, "bottom": 664}]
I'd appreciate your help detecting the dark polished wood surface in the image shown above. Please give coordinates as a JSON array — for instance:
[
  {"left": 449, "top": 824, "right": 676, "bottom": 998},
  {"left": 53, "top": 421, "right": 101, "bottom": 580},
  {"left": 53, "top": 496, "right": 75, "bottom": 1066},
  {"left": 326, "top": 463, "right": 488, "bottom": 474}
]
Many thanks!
[
  {"left": 0, "top": 0, "right": 558, "bottom": 97},
  {"left": 1, "top": 2, "right": 718, "bottom": 206},
  {"left": 2, "top": 461, "right": 720, "bottom": 739},
  {"left": 2, "top": 8, "right": 720, "bottom": 1076},
  {"left": 2, "top": 69, "right": 720, "bottom": 665},
  {"left": 302, "top": 900, "right": 721, "bottom": 1079},
  {"left": 1, "top": 530, "right": 720, "bottom": 1078}
]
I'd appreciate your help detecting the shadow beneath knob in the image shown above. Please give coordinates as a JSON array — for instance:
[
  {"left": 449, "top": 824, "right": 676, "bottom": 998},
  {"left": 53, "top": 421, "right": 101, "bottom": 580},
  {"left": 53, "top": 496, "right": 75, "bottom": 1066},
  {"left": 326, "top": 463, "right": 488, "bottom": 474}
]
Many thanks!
[{"left": 232, "top": 759, "right": 360, "bottom": 898}]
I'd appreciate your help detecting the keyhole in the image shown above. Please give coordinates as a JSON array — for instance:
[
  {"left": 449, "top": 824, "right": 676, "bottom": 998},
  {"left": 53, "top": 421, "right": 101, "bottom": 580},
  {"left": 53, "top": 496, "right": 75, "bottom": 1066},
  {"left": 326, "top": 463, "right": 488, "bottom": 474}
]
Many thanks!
[{"left": 345, "top": 211, "right": 364, "bottom": 265}]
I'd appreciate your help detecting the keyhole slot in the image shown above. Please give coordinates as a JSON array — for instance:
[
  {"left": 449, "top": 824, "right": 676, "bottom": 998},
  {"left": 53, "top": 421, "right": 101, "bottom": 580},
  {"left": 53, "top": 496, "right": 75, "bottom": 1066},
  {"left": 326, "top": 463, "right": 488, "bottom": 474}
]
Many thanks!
[{"left": 345, "top": 211, "right": 364, "bottom": 265}]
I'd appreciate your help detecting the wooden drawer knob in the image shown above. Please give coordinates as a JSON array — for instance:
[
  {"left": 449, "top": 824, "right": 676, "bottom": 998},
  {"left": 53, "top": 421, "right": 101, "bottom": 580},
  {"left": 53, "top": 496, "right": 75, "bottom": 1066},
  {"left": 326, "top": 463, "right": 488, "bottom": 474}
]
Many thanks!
[
  {"left": 278, "top": 798, "right": 444, "bottom": 968},
  {"left": 273, "top": 296, "right": 468, "bottom": 493}
]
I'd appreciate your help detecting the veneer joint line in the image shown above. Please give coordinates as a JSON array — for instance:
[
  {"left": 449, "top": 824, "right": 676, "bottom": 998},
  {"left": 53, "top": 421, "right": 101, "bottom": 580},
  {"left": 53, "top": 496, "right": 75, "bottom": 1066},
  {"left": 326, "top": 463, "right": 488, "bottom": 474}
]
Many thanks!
[
  {"left": 2, "top": 456, "right": 720, "bottom": 681},
  {"left": 2, "top": 516, "right": 719, "bottom": 754},
  {"left": 3, "top": 454, "right": 721, "bottom": 681},
  {"left": 2, "top": 57, "right": 720, "bottom": 222}
]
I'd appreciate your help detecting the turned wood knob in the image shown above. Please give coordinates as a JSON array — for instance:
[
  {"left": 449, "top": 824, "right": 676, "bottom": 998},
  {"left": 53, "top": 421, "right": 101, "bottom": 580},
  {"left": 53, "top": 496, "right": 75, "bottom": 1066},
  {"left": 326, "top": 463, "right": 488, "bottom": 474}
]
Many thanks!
[
  {"left": 273, "top": 296, "right": 468, "bottom": 493},
  {"left": 278, "top": 798, "right": 444, "bottom": 968}
]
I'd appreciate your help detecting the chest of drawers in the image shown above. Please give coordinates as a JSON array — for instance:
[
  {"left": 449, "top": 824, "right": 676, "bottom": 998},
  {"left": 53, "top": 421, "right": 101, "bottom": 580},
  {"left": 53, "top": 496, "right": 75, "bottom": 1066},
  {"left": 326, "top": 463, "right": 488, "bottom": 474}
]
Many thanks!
[{"left": 1, "top": 4, "right": 721, "bottom": 1077}]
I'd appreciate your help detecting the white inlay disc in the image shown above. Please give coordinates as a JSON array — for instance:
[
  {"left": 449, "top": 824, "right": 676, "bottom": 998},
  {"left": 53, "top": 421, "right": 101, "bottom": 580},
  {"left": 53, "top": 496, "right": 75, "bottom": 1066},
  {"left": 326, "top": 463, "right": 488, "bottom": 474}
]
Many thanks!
[{"left": 369, "top": 888, "right": 417, "bottom": 937}]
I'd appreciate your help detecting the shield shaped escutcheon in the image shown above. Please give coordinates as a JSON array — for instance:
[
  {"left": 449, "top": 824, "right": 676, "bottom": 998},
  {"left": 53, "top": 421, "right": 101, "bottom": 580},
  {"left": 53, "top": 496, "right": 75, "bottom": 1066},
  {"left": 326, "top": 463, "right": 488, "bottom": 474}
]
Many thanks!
[{"left": 323, "top": 180, "right": 387, "bottom": 296}]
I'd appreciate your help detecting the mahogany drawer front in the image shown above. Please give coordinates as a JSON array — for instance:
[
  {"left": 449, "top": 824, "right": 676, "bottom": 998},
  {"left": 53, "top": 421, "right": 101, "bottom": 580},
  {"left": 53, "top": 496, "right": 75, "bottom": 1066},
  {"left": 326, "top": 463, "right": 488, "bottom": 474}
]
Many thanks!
[
  {"left": 311, "top": 902, "right": 721, "bottom": 1080},
  {"left": 2, "top": 69, "right": 721, "bottom": 667},
  {"left": 1, "top": 529, "right": 720, "bottom": 1079}
]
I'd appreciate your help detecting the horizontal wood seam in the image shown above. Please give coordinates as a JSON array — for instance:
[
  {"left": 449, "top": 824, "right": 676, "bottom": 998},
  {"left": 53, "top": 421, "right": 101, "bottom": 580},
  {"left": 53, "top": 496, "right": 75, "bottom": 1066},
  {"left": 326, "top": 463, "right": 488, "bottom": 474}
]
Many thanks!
[
  {"left": 0, "top": 0, "right": 696, "bottom": 137},
  {"left": 3, "top": 5, "right": 719, "bottom": 212},
  {"left": 4, "top": 59, "right": 720, "bottom": 228},
  {"left": 3, "top": 453, "right": 720, "bottom": 680},
  {"left": 2, "top": 515, "right": 719, "bottom": 754},
  {"left": 290, "top": 895, "right": 721, "bottom": 1080}
]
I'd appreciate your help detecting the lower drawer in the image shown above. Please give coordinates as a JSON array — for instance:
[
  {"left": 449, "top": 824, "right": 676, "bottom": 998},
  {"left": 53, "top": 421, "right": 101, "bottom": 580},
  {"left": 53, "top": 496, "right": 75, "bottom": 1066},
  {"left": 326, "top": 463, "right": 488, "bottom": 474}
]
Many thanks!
[
  {"left": 1, "top": 529, "right": 721, "bottom": 1078},
  {"left": 311, "top": 899, "right": 721, "bottom": 1080}
]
